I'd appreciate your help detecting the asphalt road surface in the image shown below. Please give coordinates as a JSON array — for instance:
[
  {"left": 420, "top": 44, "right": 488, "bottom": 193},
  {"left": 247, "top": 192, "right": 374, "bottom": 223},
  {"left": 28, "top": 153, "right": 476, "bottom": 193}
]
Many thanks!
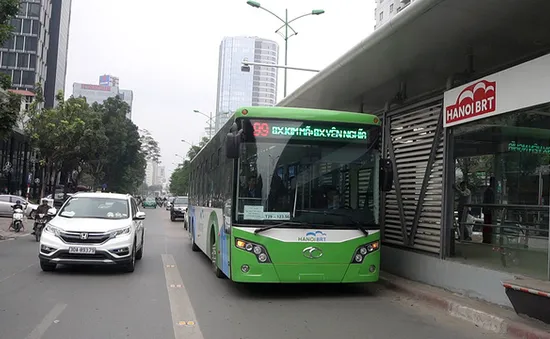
[{"left": 0, "top": 209, "right": 508, "bottom": 339}]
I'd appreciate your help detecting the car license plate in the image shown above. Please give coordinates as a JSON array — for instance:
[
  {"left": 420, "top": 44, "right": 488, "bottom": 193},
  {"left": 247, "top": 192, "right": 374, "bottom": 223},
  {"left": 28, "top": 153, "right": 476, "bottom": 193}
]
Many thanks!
[{"left": 68, "top": 247, "right": 96, "bottom": 254}]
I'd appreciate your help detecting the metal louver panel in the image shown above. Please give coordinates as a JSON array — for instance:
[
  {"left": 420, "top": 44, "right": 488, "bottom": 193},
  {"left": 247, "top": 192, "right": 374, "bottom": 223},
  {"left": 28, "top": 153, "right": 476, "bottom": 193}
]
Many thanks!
[
  {"left": 358, "top": 168, "right": 372, "bottom": 209},
  {"left": 320, "top": 163, "right": 332, "bottom": 186},
  {"left": 384, "top": 102, "right": 444, "bottom": 254}
]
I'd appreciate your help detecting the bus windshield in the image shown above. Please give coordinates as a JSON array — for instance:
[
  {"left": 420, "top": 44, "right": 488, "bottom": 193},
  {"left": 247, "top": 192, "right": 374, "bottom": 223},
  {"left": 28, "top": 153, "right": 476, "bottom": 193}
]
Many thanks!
[{"left": 235, "top": 139, "right": 380, "bottom": 228}]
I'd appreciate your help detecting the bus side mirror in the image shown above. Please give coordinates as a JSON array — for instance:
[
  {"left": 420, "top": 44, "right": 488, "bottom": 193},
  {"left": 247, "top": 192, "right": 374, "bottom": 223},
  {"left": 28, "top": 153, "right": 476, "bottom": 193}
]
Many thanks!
[
  {"left": 380, "top": 158, "right": 394, "bottom": 192},
  {"left": 225, "top": 123, "right": 242, "bottom": 159}
]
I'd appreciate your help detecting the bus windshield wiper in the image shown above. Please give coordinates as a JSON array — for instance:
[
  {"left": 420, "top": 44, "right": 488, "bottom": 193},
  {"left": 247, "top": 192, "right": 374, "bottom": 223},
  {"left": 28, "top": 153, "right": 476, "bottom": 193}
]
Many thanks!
[
  {"left": 296, "top": 209, "right": 372, "bottom": 236},
  {"left": 254, "top": 221, "right": 309, "bottom": 234}
]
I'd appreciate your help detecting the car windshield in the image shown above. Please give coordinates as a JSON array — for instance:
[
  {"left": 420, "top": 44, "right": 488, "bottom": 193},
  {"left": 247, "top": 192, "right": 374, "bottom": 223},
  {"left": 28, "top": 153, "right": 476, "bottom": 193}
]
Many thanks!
[
  {"left": 174, "top": 197, "right": 188, "bottom": 205},
  {"left": 58, "top": 197, "right": 129, "bottom": 219},
  {"left": 235, "top": 133, "right": 380, "bottom": 228}
]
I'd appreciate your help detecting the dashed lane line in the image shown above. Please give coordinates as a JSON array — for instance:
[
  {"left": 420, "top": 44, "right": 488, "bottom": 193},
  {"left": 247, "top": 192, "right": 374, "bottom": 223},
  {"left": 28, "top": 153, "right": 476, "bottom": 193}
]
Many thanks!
[
  {"left": 25, "top": 303, "right": 67, "bottom": 339},
  {"left": 162, "top": 254, "right": 205, "bottom": 339}
]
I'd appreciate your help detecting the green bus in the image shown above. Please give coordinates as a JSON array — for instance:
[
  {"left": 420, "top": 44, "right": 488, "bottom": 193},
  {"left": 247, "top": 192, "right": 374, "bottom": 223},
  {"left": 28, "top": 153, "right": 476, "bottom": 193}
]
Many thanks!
[{"left": 187, "top": 106, "right": 393, "bottom": 283}]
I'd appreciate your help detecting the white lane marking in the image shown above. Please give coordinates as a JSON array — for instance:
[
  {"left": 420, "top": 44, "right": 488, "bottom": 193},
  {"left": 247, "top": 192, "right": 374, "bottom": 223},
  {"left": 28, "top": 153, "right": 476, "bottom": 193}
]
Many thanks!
[
  {"left": 0, "top": 263, "right": 37, "bottom": 284},
  {"left": 25, "top": 303, "right": 67, "bottom": 339},
  {"left": 162, "top": 254, "right": 204, "bottom": 339}
]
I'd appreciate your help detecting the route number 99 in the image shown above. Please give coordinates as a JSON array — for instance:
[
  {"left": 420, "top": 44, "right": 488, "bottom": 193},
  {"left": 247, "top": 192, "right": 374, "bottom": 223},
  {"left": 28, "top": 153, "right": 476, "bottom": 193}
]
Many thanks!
[{"left": 253, "top": 122, "right": 269, "bottom": 137}]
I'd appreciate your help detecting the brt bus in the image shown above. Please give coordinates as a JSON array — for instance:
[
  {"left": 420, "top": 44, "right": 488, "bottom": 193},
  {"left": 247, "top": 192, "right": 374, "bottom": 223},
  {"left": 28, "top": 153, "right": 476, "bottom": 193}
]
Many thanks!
[{"left": 187, "top": 106, "right": 393, "bottom": 283}]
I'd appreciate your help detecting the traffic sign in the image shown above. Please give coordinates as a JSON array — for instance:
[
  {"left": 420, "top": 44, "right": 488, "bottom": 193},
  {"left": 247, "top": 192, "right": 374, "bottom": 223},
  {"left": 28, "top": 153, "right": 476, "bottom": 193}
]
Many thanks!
[{"left": 34, "top": 178, "right": 40, "bottom": 184}]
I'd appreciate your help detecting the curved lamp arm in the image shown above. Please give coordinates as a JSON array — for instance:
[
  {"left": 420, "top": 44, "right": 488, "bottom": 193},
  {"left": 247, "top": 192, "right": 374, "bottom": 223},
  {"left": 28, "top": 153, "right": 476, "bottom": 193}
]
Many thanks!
[{"left": 274, "top": 12, "right": 313, "bottom": 34}]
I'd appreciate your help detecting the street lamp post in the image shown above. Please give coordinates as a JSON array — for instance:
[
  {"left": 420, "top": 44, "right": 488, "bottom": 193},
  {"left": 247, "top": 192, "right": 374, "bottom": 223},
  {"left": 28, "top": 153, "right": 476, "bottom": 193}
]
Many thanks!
[
  {"left": 242, "top": 59, "right": 320, "bottom": 73},
  {"left": 193, "top": 110, "right": 231, "bottom": 138},
  {"left": 193, "top": 109, "right": 214, "bottom": 138},
  {"left": 246, "top": 1, "right": 325, "bottom": 97},
  {"left": 181, "top": 139, "right": 194, "bottom": 147}
]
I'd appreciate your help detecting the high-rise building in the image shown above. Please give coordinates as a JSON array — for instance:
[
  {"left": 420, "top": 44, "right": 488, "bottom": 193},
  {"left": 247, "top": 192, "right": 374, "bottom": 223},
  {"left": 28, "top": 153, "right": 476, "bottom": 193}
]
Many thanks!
[
  {"left": 0, "top": 1, "right": 53, "bottom": 94},
  {"left": 214, "top": 36, "right": 279, "bottom": 132},
  {"left": 44, "top": 0, "right": 72, "bottom": 108},
  {"left": 0, "top": 1, "right": 73, "bottom": 195},
  {"left": 145, "top": 160, "right": 157, "bottom": 186},
  {"left": 158, "top": 166, "right": 166, "bottom": 185},
  {"left": 374, "top": 0, "right": 414, "bottom": 30},
  {"left": 73, "top": 75, "right": 133, "bottom": 119}
]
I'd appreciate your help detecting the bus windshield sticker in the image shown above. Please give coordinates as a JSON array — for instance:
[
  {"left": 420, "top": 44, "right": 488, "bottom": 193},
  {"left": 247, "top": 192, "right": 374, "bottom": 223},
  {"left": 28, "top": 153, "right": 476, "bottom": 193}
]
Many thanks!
[
  {"left": 250, "top": 119, "right": 368, "bottom": 142},
  {"left": 244, "top": 205, "right": 264, "bottom": 220},
  {"left": 264, "top": 212, "right": 290, "bottom": 220}
]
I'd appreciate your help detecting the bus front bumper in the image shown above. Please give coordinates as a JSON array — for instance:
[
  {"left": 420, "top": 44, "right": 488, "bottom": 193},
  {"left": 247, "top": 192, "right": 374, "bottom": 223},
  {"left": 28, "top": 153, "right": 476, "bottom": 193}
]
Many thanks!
[{"left": 231, "top": 258, "right": 379, "bottom": 283}]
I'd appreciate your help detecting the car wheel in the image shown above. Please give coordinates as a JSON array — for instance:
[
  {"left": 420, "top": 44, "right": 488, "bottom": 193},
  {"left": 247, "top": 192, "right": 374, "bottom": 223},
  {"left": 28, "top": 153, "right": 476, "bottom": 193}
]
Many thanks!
[
  {"left": 40, "top": 260, "right": 56, "bottom": 272},
  {"left": 170, "top": 215, "right": 175, "bottom": 222},
  {"left": 29, "top": 210, "right": 36, "bottom": 219},
  {"left": 125, "top": 242, "right": 136, "bottom": 272},
  {"left": 210, "top": 234, "right": 224, "bottom": 279},
  {"left": 136, "top": 239, "right": 144, "bottom": 260}
]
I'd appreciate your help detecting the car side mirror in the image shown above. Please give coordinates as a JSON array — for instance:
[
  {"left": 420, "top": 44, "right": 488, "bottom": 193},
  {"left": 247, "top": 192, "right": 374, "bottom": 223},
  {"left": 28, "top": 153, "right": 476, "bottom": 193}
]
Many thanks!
[
  {"left": 380, "top": 158, "right": 394, "bottom": 192},
  {"left": 134, "top": 211, "right": 146, "bottom": 220},
  {"left": 47, "top": 208, "right": 57, "bottom": 216}
]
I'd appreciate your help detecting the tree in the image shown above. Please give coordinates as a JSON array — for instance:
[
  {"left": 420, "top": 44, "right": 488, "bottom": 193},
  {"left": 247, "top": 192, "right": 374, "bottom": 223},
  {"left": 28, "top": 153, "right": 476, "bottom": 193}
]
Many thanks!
[
  {"left": 139, "top": 129, "right": 161, "bottom": 163},
  {"left": 169, "top": 161, "right": 190, "bottom": 196},
  {"left": 0, "top": 0, "right": 19, "bottom": 45},
  {"left": 94, "top": 96, "right": 146, "bottom": 194},
  {"left": 186, "top": 137, "right": 210, "bottom": 160},
  {"left": 169, "top": 137, "right": 210, "bottom": 195},
  {"left": 0, "top": 1, "right": 22, "bottom": 138},
  {"left": 0, "top": 88, "right": 21, "bottom": 139},
  {"left": 25, "top": 91, "right": 108, "bottom": 195}
]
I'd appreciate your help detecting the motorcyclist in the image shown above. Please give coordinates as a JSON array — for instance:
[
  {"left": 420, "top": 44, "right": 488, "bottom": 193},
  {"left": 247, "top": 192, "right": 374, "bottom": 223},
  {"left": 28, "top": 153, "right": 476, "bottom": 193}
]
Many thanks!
[
  {"left": 11, "top": 200, "right": 25, "bottom": 230},
  {"left": 33, "top": 199, "right": 50, "bottom": 235},
  {"left": 11, "top": 199, "right": 24, "bottom": 211}
]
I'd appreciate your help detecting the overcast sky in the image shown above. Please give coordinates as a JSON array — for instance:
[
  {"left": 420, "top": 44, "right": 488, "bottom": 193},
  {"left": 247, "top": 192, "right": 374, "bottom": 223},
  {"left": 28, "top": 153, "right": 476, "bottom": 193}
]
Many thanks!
[{"left": 65, "top": 0, "right": 375, "bottom": 177}]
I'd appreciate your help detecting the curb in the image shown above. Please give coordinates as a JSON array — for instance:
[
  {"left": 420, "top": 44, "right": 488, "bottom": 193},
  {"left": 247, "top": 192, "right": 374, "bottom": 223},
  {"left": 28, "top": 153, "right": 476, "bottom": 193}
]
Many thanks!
[{"left": 379, "top": 274, "right": 550, "bottom": 339}]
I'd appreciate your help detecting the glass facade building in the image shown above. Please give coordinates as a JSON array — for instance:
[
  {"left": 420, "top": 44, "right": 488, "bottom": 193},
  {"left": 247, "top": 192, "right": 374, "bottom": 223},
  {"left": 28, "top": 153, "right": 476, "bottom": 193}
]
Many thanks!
[
  {"left": 44, "top": 0, "right": 72, "bottom": 108},
  {"left": 0, "top": 0, "right": 72, "bottom": 198},
  {"left": 214, "top": 36, "right": 279, "bottom": 132},
  {"left": 0, "top": 0, "right": 52, "bottom": 93}
]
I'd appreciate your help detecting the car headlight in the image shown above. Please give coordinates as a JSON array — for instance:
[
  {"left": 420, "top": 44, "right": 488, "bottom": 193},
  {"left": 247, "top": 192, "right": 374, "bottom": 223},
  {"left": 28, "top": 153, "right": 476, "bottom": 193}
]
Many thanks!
[
  {"left": 44, "top": 224, "right": 61, "bottom": 236},
  {"left": 110, "top": 226, "right": 131, "bottom": 238}
]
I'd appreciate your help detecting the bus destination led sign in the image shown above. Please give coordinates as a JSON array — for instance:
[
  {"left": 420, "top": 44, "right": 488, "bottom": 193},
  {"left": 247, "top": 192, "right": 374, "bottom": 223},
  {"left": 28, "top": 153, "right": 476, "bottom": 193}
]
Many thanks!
[{"left": 251, "top": 120, "right": 368, "bottom": 141}]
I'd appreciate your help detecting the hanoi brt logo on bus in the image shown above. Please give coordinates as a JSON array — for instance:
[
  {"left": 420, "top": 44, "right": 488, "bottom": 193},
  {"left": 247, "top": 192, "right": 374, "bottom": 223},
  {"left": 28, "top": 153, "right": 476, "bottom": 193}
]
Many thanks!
[
  {"left": 297, "top": 231, "right": 327, "bottom": 242},
  {"left": 445, "top": 80, "right": 496, "bottom": 126}
]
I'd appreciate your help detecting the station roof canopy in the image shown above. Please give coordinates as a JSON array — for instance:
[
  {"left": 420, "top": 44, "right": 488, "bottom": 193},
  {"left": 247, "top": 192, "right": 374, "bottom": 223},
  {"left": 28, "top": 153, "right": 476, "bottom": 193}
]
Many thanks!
[{"left": 278, "top": 0, "right": 550, "bottom": 113}]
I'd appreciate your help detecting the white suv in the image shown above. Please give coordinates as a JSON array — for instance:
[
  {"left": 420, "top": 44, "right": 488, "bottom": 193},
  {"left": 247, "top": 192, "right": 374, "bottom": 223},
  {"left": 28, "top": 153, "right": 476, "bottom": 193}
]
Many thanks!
[{"left": 38, "top": 192, "right": 146, "bottom": 273}]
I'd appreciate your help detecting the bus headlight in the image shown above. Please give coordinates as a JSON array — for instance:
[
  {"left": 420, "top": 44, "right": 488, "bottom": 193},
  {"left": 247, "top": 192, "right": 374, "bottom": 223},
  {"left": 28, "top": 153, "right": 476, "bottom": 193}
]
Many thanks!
[
  {"left": 351, "top": 240, "right": 379, "bottom": 264},
  {"left": 235, "top": 238, "right": 271, "bottom": 263}
]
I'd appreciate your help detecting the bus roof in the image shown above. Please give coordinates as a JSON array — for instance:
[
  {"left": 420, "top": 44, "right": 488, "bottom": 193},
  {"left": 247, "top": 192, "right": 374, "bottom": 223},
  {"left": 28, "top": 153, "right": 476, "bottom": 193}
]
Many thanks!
[{"left": 234, "top": 106, "right": 380, "bottom": 126}]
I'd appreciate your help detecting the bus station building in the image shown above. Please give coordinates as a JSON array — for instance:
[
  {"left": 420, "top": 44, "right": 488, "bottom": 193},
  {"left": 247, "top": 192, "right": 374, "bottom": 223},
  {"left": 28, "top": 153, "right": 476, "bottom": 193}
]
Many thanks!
[{"left": 279, "top": 0, "right": 550, "bottom": 308}]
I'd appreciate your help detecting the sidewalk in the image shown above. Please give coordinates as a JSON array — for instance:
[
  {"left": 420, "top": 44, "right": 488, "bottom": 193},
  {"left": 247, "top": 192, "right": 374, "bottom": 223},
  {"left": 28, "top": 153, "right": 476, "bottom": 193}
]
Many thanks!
[
  {"left": 379, "top": 272, "right": 550, "bottom": 339},
  {"left": 0, "top": 217, "right": 31, "bottom": 241}
]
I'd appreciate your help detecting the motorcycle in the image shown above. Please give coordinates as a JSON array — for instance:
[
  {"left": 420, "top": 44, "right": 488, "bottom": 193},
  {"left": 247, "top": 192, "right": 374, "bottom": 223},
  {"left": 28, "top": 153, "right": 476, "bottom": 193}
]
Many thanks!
[
  {"left": 34, "top": 208, "right": 56, "bottom": 242},
  {"left": 10, "top": 207, "right": 24, "bottom": 233}
]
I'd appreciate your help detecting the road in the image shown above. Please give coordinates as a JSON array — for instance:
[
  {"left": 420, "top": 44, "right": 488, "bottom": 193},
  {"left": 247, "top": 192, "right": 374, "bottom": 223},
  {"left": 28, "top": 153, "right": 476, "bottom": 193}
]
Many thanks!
[{"left": 0, "top": 209, "right": 508, "bottom": 339}]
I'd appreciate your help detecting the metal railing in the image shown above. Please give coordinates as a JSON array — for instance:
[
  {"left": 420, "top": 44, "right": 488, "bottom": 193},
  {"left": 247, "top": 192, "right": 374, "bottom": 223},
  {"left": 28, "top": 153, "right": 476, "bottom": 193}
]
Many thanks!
[{"left": 453, "top": 203, "right": 549, "bottom": 279}]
